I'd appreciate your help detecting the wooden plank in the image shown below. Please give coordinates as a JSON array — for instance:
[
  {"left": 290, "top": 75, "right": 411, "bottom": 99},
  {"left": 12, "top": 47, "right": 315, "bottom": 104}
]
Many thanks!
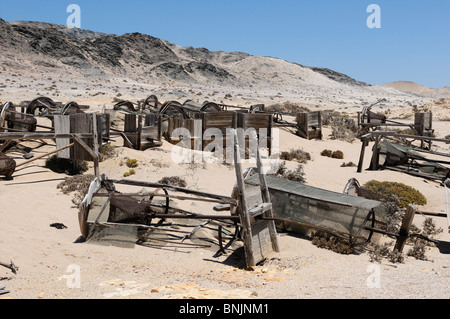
[
  {"left": 394, "top": 205, "right": 416, "bottom": 252},
  {"left": 256, "top": 138, "right": 280, "bottom": 252},
  {"left": 233, "top": 130, "right": 255, "bottom": 268},
  {"left": 15, "top": 143, "right": 74, "bottom": 168},
  {"left": 92, "top": 114, "right": 100, "bottom": 178},
  {"left": 357, "top": 137, "right": 369, "bottom": 173},
  {"left": 70, "top": 113, "right": 93, "bottom": 161},
  {"left": 445, "top": 179, "right": 450, "bottom": 233},
  {"left": 54, "top": 115, "right": 71, "bottom": 159},
  {"left": 248, "top": 202, "right": 272, "bottom": 217}
]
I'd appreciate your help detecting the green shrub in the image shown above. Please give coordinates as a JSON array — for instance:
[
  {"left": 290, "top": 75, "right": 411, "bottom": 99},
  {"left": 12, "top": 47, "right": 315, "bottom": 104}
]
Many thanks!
[
  {"left": 45, "top": 155, "right": 88, "bottom": 176},
  {"left": 362, "top": 180, "right": 427, "bottom": 208},
  {"left": 123, "top": 169, "right": 136, "bottom": 177},
  {"left": 126, "top": 158, "right": 139, "bottom": 168}
]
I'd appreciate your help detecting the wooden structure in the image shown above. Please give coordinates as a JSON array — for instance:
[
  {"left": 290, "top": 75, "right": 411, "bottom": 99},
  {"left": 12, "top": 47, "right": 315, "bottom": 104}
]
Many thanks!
[
  {"left": 233, "top": 130, "right": 280, "bottom": 267},
  {"left": 165, "top": 111, "right": 274, "bottom": 155},
  {"left": 202, "top": 111, "right": 237, "bottom": 150},
  {"left": 0, "top": 113, "right": 107, "bottom": 178},
  {"left": 121, "top": 113, "right": 162, "bottom": 150},
  {"left": 77, "top": 131, "right": 279, "bottom": 268},
  {"left": 356, "top": 131, "right": 450, "bottom": 182},
  {"left": 296, "top": 111, "right": 322, "bottom": 140}
]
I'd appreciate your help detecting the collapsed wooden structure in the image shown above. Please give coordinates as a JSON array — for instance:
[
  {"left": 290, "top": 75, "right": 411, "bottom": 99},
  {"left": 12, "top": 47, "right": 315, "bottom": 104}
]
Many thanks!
[
  {"left": 2, "top": 96, "right": 448, "bottom": 268},
  {"left": 357, "top": 100, "right": 434, "bottom": 150},
  {"left": 78, "top": 130, "right": 280, "bottom": 268},
  {"left": 356, "top": 130, "right": 450, "bottom": 182}
]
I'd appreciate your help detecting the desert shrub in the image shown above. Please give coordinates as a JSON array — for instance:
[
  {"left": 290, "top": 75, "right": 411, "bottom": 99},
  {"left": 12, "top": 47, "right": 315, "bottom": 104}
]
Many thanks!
[
  {"left": 329, "top": 116, "right": 360, "bottom": 142},
  {"left": 332, "top": 150, "right": 344, "bottom": 159},
  {"left": 266, "top": 101, "right": 310, "bottom": 114},
  {"left": 321, "top": 149, "right": 333, "bottom": 157},
  {"left": 311, "top": 231, "right": 355, "bottom": 255},
  {"left": 368, "top": 242, "right": 404, "bottom": 263},
  {"left": 280, "top": 148, "right": 311, "bottom": 163},
  {"left": 126, "top": 158, "right": 139, "bottom": 168},
  {"left": 341, "top": 162, "right": 356, "bottom": 167},
  {"left": 100, "top": 144, "right": 117, "bottom": 161},
  {"left": 406, "top": 217, "right": 443, "bottom": 260},
  {"left": 362, "top": 180, "right": 427, "bottom": 208},
  {"left": 57, "top": 174, "right": 95, "bottom": 206},
  {"left": 45, "top": 155, "right": 88, "bottom": 176},
  {"left": 158, "top": 176, "right": 187, "bottom": 188},
  {"left": 407, "top": 241, "right": 427, "bottom": 260},
  {"left": 123, "top": 169, "right": 136, "bottom": 177},
  {"left": 271, "top": 161, "right": 306, "bottom": 183}
]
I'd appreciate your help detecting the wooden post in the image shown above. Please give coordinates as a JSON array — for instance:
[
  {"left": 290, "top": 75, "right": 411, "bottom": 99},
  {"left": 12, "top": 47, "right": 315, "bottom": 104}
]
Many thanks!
[
  {"left": 394, "top": 205, "right": 416, "bottom": 253},
  {"left": 92, "top": 114, "right": 100, "bottom": 178},
  {"left": 54, "top": 115, "right": 71, "bottom": 159},
  {"left": 370, "top": 135, "right": 380, "bottom": 170},
  {"left": 357, "top": 137, "right": 368, "bottom": 173},
  {"left": 255, "top": 136, "right": 280, "bottom": 253},
  {"left": 233, "top": 130, "right": 255, "bottom": 268}
]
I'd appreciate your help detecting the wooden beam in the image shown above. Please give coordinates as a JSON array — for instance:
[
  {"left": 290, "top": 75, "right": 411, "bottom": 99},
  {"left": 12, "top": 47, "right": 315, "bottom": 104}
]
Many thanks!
[
  {"left": 0, "top": 132, "right": 92, "bottom": 140},
  {"left": 107, "top": 179, "right": 237, "bottom": 204},
  {"left": 15, "top": 143, "right": 74, "bottom": 168},
  {"left": 357, "top": 137, "right": 369, "bottom": 173},
  {"left": 394, "top": 205, "right": 416, "bottom": 253},
  {"left": 233, "top": 129, "right": 255, "bottom": 268}
]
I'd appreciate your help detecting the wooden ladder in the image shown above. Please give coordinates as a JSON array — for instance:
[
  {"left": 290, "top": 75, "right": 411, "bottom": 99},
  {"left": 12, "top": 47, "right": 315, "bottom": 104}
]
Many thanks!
[{"left": 233, "top": 130, "right": 280, "bottom": 268}]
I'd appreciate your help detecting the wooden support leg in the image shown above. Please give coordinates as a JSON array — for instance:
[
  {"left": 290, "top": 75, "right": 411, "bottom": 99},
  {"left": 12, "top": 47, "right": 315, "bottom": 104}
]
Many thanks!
[
  {"left": 394, "top": 205, "right": 416, "bottom": 253},
  {"left": 357, "top": 137, "right": 368, "bottom": 173}
]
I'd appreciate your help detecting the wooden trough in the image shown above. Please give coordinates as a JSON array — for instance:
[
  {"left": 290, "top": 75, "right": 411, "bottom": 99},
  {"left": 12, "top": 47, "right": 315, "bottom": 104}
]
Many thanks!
[{"left": 296, "top": 111, "right": 323, "bottom": 140}]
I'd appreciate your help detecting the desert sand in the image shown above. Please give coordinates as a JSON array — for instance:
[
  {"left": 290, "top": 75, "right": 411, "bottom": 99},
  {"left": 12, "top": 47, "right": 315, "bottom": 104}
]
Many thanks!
[{"left": 1, "top": 93, "right": 449, "bottom": 300}]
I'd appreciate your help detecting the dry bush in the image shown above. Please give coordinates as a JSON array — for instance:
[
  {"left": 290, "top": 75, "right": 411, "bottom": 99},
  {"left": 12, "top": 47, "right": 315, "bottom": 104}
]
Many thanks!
[
  {"left": 100, "top": 144, "right": 117, "bottom": 161},
  {"left": 341, "top": 162, "right": 356, "bottom": 167},
  {"left": 280, "top": 148, "right": 311, "bottom": 163},
  {"left": 321, "top": 149, "right": 333, "bottom": 157},
  {"left": 266, "top": 101, "right": 310, "bottom": 114},
  {"left": 324, "top": 114, "right": 361, "bottom": 142},
  {"left": 157, "top": 176, "right": 187, "bottom": 188},
  {"left": 271, "top": 161, "right": 306, "bottom": 183},
  {"left": 368, "top": 242, "right": 405, "bottom": 264},
  {"left": 332, "top": 150, "right": 344, "bottom": 159},
  {"left": 311, "top": 231, "right": 355, "bottom": 255},
  {"left": 407, "top": 217, "right": 443, "bottom": 261},
  {"left": 57, "top": 174, "right": 96, "bottom": 206}
]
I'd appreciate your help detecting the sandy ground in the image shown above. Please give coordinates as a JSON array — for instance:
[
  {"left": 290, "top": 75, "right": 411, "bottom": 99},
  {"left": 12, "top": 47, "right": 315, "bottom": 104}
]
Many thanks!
[{"left": 1, "top": 97, "right": 449, "bottom": 300}]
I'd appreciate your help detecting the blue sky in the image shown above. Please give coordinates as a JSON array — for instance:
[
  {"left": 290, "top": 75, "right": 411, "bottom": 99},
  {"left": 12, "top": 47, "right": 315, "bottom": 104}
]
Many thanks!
[{"left": 1, "top": 0, "right": 449, "bottom": 88}]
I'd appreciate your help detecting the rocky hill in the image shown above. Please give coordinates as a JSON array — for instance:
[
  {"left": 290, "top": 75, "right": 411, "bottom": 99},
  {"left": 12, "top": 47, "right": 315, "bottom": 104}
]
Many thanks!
[{"left": 0, "top": 18, "right": 448, "bottom": 112}]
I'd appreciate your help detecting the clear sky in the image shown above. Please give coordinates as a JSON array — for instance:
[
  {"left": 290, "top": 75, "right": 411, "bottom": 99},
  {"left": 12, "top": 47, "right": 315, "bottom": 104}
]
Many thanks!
[{"left": 1, "top": 0, "right": 449, "bottom": 88}]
